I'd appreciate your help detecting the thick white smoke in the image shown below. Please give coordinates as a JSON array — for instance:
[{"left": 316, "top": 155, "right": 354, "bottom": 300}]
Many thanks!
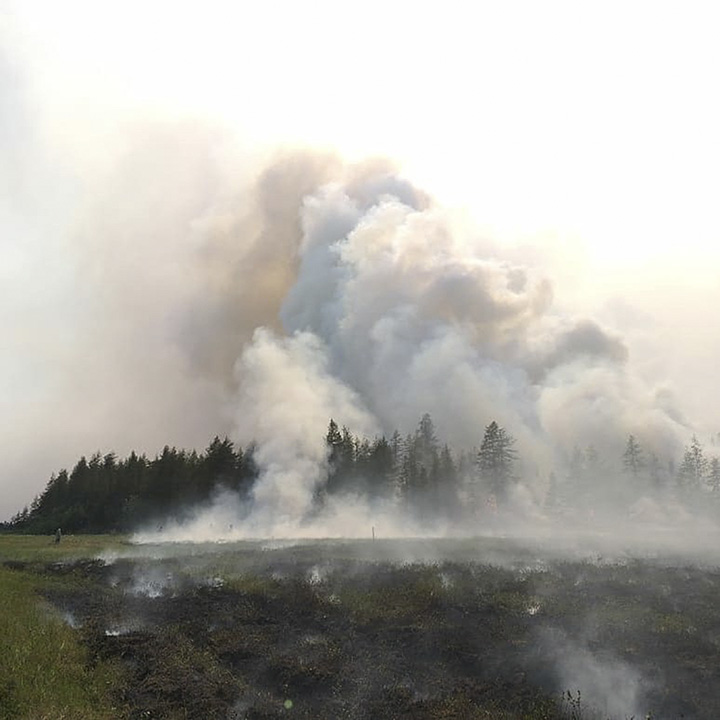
[
  {"left": 232, "top": 328, "right": 377, "bottom": 533},
  {"left": 0, "top": 99, "right": 693, "bottom": 532},
  {"left": 5, "top": 0, "right": 720, "bottom": 534},
  {"left": 152, "top": 159, "right": 689, "bottom": 539}
]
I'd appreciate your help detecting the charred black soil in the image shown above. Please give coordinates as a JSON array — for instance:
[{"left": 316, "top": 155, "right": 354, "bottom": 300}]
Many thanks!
[{"left": 12, "top": 540, "right": 720, "bottom": 719}]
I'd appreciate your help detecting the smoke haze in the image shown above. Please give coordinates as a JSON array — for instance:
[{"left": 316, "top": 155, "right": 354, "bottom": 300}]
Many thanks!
[{"left": 2, "top": 2, "right": 720, "bottom": 529}]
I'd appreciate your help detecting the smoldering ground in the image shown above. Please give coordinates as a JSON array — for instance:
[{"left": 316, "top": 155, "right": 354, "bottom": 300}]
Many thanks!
[{"left": 25, "top": 537, "right": 720, "bottom": 719}]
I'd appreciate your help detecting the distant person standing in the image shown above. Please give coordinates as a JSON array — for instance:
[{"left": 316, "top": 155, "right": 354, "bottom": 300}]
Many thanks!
[{"left": 54, "top": 527, "right": 61, "bottom": 544}]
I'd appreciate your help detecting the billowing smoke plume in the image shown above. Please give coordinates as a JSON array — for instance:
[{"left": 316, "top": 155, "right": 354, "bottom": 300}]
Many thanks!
[
  {"left": 126, "top": 150, "right": 689, "bottom": 539},
  {"left": 1, "top": 98, "right": 694, "bottom": 529},
  {"left": 232, "top": 328, "right": 377, "bottom": 533}
]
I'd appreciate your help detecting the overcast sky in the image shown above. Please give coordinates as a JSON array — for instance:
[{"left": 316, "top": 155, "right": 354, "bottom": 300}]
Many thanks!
[{"left": 2, "top": 1, "right": 720, "bottom": 520}]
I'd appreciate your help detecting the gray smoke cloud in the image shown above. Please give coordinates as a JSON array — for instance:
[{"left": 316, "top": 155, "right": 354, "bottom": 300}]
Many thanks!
[
  {"left": 1, "top": 113, "right": 692, "bottom": 526},
  {"left": 0, "top": 12, "right": 703, "bottom": 526},
  {"left": 218, "top": 165, "right": 690, "bottom": 536},
  {"left": 122, "top": 154, "right": 690, "bottom": 540},
  {"left": 232, "top": 328, "right": 378, "bottom": 533}
]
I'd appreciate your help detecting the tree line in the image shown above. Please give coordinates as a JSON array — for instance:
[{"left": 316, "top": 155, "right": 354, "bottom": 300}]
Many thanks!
[
  {"left": 5, "top": 438, "right": 256, "bottom": 534},
  {"left": 5, "top": 417, "right": 720, "bottom": 534}
]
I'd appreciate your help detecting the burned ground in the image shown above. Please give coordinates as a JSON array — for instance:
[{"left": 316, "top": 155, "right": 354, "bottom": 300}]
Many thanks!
[{"left": 9, "top": 539, "right": 720, "bottom": 719}]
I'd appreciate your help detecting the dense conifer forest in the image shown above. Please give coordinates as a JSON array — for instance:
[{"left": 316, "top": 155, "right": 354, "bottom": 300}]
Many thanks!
[{"left": 5, "top": 414, "right": 720, "bottom": 534}]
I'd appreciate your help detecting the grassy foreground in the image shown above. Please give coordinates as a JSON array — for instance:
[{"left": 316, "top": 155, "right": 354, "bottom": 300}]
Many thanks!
[{"left": 0, "top": 535, "right": 127, "bottom": 720}]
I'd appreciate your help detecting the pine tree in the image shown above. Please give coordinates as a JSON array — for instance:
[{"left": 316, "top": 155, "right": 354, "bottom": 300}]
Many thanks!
[
  {"left": 324, "top": 422, "right": 357, "bottom": 495},
  {"left": 326, "top": 419, "right": 343, "bottom": 464},
  {"left": 678, "top": 435, "right": 707, "bottom": 490},
  {"left": 200, "top": 437, "right": 241, "bottom": 496},
  {"left": 355, "top": 438, "right": 372, "bottom": 476},
  {"left": 647, "top": 452, "right": 662, "bottom": 487},
  {"left": 389, "top": 430, "right": 404, "bottom": 499},
  {"left": 415, "top": 413, "right": 439, "bottom": 469},
  {"left": 339, "top": 426, "right": 356, "bottom": 478},
  {"left": 545, "top": 471, "right": 559, "bottom": 510},
  {"left": 399, "top": 433, "right": 419, "bottom": 499},
  {"left": 708, "top": 457, "right": 720, "bottom": 492},
  {"left": 413, "top": 413, "right": 441, "bottom": 514},
  {"left": 438, "top": 443, "right": 459, "bottom": 513},
  {"left": 365, "top": 436, "right": 394, "bottom": 498},
  {"left": 477, "top": 421, "right": 517, "bottom": 502},
  {"left": 439, "top": 444, "right": 456, "bottom": 482},
  {"left": 323, "top": 419, "right": 344, "bottom": 499},
  {"left": 623, "top": 435, "right": 644, "bottom": 477}
]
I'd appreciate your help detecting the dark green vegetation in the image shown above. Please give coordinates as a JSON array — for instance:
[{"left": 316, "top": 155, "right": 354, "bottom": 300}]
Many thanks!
[
  {"left": 3, "top": 536, "right": 720, "bottom": 719},
  {"left": 6, "top": 415, "right": 720, "bottom": 536},
  {"left": 4, "top": 437, "right": 257, "bottom": 534}
]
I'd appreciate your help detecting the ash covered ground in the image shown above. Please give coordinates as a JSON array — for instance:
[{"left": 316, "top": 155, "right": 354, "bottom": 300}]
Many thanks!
[{"left": 27, "top": 537, "right": 720, "bottom": 719}]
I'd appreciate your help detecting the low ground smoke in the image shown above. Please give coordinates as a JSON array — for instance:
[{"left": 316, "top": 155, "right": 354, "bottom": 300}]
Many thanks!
[{"left": 539, "top": 628, "right": 647, "bottom": 719}]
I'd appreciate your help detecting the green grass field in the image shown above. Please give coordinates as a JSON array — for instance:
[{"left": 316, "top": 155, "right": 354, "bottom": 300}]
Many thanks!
[
  {"left": 0, "top": 534, "right": 127, "bottom": 720},
  {"left": 0, "top": 533, "right": 130, "bottom": 564}
]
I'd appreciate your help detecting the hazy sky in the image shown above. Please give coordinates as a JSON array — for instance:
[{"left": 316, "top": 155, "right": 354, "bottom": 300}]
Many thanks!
[{"left": 2, "top": 1, "right": 720, "bottom": 520}]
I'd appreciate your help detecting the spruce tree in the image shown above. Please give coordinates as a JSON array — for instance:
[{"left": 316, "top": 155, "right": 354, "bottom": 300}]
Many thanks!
[
  {"left": 477, "top": 421, "right": 517, "bottom": 502},
  {"left": 708, "top": 457, "right": 720, "bottom": 492},
  {"left": 623, "top": 434, "right": 644, "bottom": 477},
  {"left": 678, "top": 435, "right": 707, "bottom": 490}
]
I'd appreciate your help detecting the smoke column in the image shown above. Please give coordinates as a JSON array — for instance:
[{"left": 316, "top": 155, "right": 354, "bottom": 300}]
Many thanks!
[
  {"left": 124, "top": 152, "right": 690, "bottom": 540},
  {"left": 5, "top": 0, "right": 720, "bottom": 530}
]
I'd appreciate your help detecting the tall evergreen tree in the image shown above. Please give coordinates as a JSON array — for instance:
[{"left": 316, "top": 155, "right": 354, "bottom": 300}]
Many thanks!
[
  {"left": 389, "top": 430, "right": 404, "bottom": 498},
  {"left": 412, "top": 413, "right": 441, "bottom": 514},
  {"left": 623, "top": 434, "right": 644, "bottom": 477},
  {"left": 399, "top": 432, "right": 419, "bottom": 499},
  {"left": 647, "top": 452, "right": 662, "bottom": 487},
  {"left": 365, "top": 436, "right": 395, "bottom": 498},
  {"left": 708, "top": 457, "right": 720, "bottom": 492},
  {"left": 477, "top": 421, "right": 517, "bottom": 502},
  {"left": 437, "top": 443, "right": 460, "bottom": 516},
  {"left": 326, "top": 419, "right": 343, "bottom": 465},
  {"left": 200, "top": 437, "right": 242, "bottom": 496},
  {"left": 324, "top": 421, "right": 357, "bottom": 495},
  {"left": 678, "top": 435, "right": 707, "bottom": 490},
  {"left": 415, "top": 414, "right": 439, "bottom": 467},
  {"left": 545, "top": 471, "right": 559, "bottom": 511}
]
